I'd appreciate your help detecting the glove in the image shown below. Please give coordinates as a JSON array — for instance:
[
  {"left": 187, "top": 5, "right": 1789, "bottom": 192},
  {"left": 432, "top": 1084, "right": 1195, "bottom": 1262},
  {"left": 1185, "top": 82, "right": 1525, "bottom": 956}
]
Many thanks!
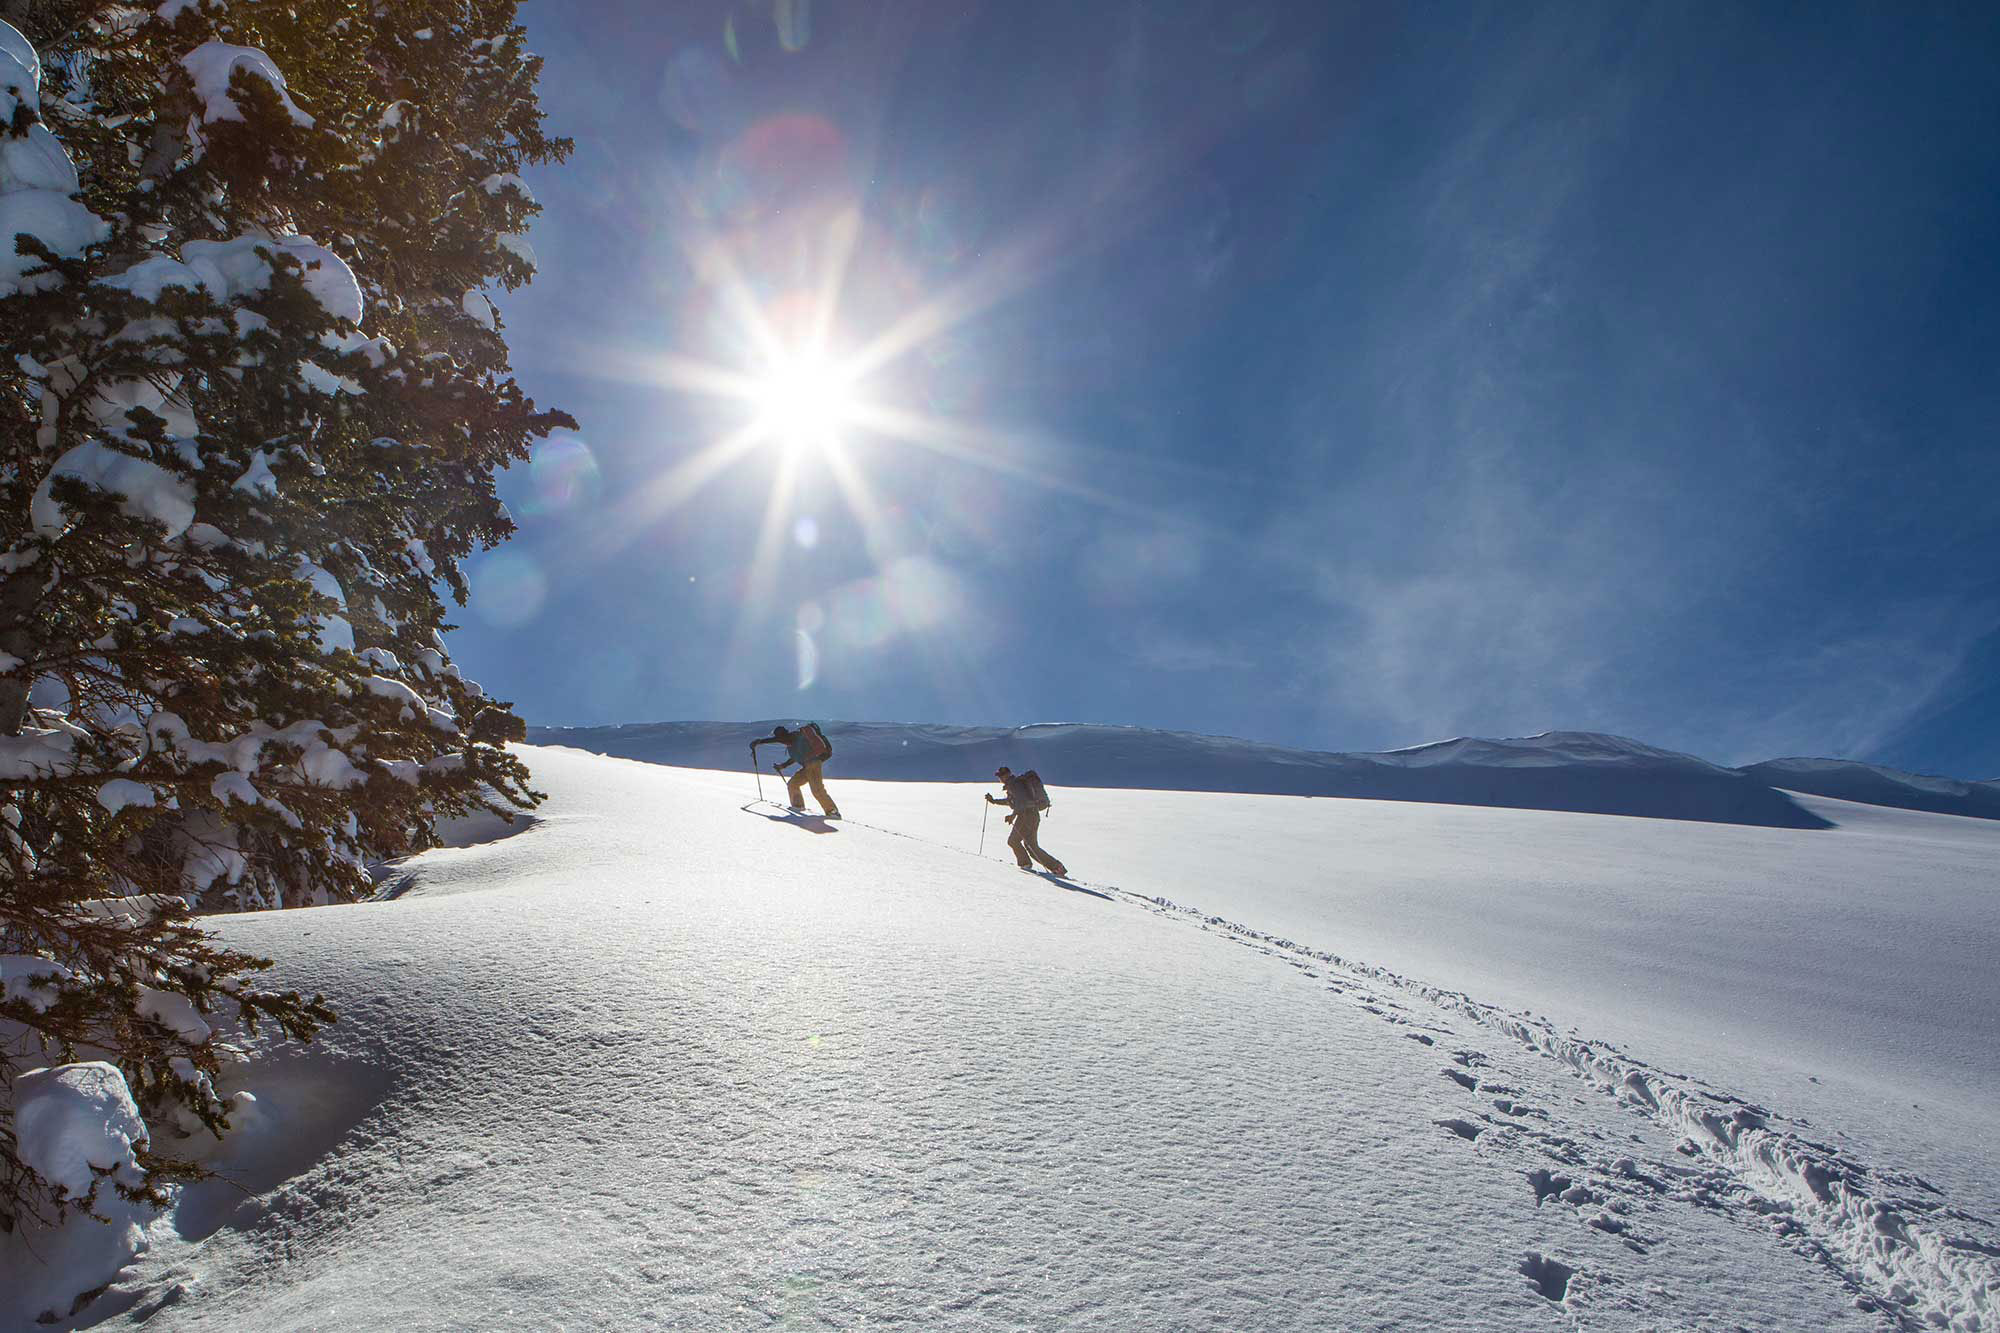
[
  {"left": 984, "top": 794, "right": 995, "bottom": 804},
  {"left": 1004, "top": 813, "right": 1015, "bottom": 824}
]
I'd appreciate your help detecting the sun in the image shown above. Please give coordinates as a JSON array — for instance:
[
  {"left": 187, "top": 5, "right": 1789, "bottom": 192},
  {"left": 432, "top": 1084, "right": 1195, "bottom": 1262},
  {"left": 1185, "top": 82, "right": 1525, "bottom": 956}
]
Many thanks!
[{"left": 755, "top": 349, "right": 857, "bottom": 453}]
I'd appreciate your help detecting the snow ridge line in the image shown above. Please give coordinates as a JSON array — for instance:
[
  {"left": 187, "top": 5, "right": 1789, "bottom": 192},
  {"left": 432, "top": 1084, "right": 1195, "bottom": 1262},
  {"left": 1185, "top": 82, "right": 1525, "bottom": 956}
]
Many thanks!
[{"left": 1097, "top": 887, "right": 1996, "bottom": 1330}]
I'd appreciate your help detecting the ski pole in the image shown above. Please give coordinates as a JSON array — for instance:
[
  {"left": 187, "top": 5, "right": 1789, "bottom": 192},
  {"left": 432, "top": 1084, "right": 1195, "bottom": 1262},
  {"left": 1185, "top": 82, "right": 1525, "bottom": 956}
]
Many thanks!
[
  {"left": 752, "top": 745, "right": 763, "bottom": 803},
  {"left": 979, "top": 799, "right": 990, "bottom": 856}
]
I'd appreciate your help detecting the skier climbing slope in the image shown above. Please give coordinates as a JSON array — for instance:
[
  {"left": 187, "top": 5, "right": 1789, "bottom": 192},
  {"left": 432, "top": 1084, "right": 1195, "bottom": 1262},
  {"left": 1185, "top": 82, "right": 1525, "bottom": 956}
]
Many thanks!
[
  {"left": 751, "top": 722, "right": 841, "bottom": 818},
  {"left": 986, "top": 765, "right": 1067, "bottom": 876}
]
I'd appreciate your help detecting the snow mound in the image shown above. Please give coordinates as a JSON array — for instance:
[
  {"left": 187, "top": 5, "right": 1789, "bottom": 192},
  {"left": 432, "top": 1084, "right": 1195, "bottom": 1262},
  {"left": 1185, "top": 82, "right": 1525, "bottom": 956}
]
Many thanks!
[
  {"left": 0, "top": 1064, "right": 155, "bottom": 1324},
  {"left": 530, "top": 721, "right": 1833, "bottom": 829},
  {"left": 12, "top": 1062, "right": 148, "bottom": 1200},
  {"left": 1739, "top": 757, "right": 2000, "bottom": 821}
]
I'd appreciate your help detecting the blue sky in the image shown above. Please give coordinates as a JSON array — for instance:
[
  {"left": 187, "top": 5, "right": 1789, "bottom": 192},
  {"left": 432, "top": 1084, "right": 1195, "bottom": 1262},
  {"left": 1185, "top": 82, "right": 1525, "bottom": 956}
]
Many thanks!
[{"left": 455, "top": 0, "right": 2000, "bottom": 777}]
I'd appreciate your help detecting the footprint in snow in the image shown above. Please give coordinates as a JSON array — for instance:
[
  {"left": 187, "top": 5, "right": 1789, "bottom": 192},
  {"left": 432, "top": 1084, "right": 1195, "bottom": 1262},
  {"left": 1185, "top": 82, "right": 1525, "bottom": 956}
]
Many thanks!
[
  {"left": 1526, "top": 1168, "right": 1571, "bottom": 1205},
  {"left": 1518, "top": 1251, "right": 1575, "bottom": 1302},
  {"left": 1435, "top": 1118, "right": 1484, "bottom": 1142},
  {"left": 1529, "top": 1167, "right": 1659, "bottom": 1254}
]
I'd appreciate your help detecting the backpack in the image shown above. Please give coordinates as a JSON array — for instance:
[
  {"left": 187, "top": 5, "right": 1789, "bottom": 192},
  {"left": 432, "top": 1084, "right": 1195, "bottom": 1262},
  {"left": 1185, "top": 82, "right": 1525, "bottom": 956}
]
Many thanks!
[
  {"left": 801, "top": 721, "right": 833, "bottom": 763},
  {"left": 1019, "top": 769, "right": 1050, "bottom": 813}
]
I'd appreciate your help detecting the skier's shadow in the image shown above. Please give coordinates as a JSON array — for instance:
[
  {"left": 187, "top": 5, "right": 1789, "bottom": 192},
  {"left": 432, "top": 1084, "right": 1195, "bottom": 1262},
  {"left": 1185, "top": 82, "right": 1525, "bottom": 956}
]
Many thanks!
[
  {"left": 741, "top": 801, "right": 840, "bottom": 834},
  {"left": 1032, "top": 873, "right": 1114, "bottom": 901}
]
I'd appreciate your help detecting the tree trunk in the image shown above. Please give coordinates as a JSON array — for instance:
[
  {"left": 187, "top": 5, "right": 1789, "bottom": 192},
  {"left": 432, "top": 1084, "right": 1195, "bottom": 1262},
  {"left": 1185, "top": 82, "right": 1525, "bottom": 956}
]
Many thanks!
[{"left": 0, "top": 567, "right": 47, "bottom": 736}]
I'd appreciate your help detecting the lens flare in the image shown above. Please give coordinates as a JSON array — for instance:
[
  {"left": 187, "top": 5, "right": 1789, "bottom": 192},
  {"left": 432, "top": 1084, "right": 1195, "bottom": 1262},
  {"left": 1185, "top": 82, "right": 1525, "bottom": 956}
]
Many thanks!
[
  {"left": 915, "top": 184, "right": 982, "bottom": 267},
  {"left": 719, "top": 115, "right": 848, "bottom": 220},
  {"left": 521, "top": 436, "right": 602, "bottom": 518},
  {"left": 659, "top": 46, "right": 734, "bottom": 134},
  {"left": 920, "top": 329, "right": 989, "bottom": 413},
  {"left": 472, "top": 550, "right": 548, "bottom": 628},
  {"left": 821, "top": 556, "right": 966, "bottom": 655},
  {"left": 554, "top": 52, "right": 1210, "bottom": 712},
  {"left": 794, "top": 626, "right": 818, "bottom": 690},
  {"left": 775, "top": 0, "right": 812, "bottom": 53}
]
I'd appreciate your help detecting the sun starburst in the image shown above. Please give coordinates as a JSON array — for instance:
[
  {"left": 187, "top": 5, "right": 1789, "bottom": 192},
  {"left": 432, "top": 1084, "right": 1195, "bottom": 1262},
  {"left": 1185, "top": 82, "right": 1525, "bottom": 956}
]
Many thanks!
[{"left": 753, "top": 348, "right": 857, "bottom": 455}]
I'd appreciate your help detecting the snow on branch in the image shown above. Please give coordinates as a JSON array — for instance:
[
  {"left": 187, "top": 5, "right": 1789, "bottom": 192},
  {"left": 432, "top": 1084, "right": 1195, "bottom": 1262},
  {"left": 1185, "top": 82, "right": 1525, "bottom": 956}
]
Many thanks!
[{"left": 180, "top": 42, "right": 314, "bottom": 128}]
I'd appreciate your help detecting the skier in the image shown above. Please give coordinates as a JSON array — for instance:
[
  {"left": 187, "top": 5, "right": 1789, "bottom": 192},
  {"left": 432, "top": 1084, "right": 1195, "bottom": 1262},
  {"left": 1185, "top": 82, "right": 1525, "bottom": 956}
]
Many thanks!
[
  {"left": 986, "top": 765, "right": 1067, "bottom": 877},
  {"left": 753, "top": 723, "right": 841, "bottom": 819}
]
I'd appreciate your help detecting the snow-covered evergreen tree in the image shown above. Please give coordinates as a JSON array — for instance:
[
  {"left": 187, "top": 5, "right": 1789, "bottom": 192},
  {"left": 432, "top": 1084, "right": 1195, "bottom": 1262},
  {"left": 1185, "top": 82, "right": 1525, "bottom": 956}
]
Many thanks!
[{"left": 0, "top": 0, "right": 570, "bottom": 1240}]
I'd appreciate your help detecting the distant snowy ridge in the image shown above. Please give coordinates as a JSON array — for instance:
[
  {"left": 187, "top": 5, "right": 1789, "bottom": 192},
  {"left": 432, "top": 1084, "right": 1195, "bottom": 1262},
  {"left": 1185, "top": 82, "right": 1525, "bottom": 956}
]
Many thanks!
[
  {"left": 530, "top": 721, "right": 2000, "bottom": 825},
  {"left": 529, "top": 722, "right": 1846, "bottom": 828},
  {"left": 1738, "top": 757, "right": 2000, "bottom": 821}
]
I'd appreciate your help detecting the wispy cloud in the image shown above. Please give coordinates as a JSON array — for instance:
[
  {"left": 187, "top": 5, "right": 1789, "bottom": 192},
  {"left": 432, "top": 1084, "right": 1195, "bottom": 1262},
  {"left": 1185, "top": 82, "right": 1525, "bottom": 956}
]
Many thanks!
[
  {"left": 1248, "top": 9, "right": 1654, "bottom": 748},
  {"left": 1135, "top": 627, "right": 1258, "bottom": 675},
  {"left": 1697, "top": 599, "right": 1997, "bottom": 765}
]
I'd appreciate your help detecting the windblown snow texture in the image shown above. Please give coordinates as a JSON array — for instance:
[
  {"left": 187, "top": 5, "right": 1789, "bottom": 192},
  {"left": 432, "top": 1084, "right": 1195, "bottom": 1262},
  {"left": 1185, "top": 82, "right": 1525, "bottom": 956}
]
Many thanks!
[{"left": 532, "top": 722, "right": 1844, "bottom": 827}]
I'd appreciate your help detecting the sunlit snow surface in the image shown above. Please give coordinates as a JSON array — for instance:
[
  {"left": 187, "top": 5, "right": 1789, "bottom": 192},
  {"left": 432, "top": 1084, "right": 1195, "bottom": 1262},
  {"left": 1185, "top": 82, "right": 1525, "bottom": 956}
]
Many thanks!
[
  {"left": 853, "top": 778, "right": 2000, "bottom": 1206},
  {"left": 78, "top": 747, "right": 1998, "bottom": 1330}
]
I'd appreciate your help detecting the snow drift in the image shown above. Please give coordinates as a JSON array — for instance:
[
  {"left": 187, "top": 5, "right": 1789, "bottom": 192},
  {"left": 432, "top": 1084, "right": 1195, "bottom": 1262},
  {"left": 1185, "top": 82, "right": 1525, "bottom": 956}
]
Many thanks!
[{"left": 531, "top": 722, "right": 1836, "bottom": 828}]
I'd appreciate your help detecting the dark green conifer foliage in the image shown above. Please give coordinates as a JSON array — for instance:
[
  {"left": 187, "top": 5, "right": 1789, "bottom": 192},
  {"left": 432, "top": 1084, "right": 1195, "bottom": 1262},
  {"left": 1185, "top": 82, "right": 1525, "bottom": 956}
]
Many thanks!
[{"left": 0, "top": 0, "right": 570, "bottom": 1229}]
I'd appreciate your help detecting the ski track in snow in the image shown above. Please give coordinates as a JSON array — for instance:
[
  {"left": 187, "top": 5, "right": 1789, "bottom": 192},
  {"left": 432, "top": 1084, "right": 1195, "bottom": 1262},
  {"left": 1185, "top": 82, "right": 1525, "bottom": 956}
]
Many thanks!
[
  {"left": 1097, "top": 886, "right": 1997, "bottom": 1331},
  {"left": 638, "top": 785, "right": 1997, "bottom": 1327},
  {"left": 65, "top": 750, "right": 1997, "bottom": 1331},
  {"left": 822, "top": 798, "right": 1999, "bottom": 1331}
]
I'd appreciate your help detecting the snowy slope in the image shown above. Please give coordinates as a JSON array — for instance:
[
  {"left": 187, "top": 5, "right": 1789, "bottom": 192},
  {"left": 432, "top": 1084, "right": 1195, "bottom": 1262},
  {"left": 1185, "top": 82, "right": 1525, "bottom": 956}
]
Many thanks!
[
  {"left": 846, "top": 777, "right": 2000, "bottom": 1218},
  {"left": 40, "top": 746, "right": 1994, "bottom": 1331},
  {"left": 531, "top": 722, "right": 1834, "bottom": 828},
  {"left": 1740, "top": 757, "right": 2000, "bottom": 821}
]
